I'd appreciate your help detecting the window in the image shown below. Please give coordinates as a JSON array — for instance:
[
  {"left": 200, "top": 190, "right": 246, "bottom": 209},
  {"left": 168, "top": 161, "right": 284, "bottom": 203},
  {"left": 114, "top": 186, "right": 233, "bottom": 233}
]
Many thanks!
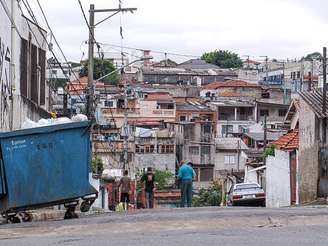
[
  {"left": 150, "top": 145, "right": 155, "bottom": 153},
  {"left": 30, "top": 45, "right": 38, "bottom": 104},
  {"left": 199, "top": 167, "right": 213, "bottom": 182},
  {"left": 39, "top": 48, "right": 46, "bottom": 105},
  {"left": 221, "top": 125, "right": 233, "bottom": 136},
  {"left": 203, "top": 124, "right": 211, "bottom": 134},
  {"left": 279, "top": 109, "right": 287, "bottom": 117},
  {"left": 189, "top": 146, "right": 199, "bottom": 155},
  {"left": 260, "top": 109, "right": 269, "bottom": 116},
  {"left": 297, "top": 71, "right": 301, "bottom": 79},
  {"left": 201, "top": 145, "right": 211, "bottom": 155},
  {"left": 105, "top": 101, "right": 114, "bottom": 107},
  {"left": 161, "top": 145, "right": 165, "bottom": 153},
  {"left": 20, "top": 39, "right": 28, "bottom": 97},
  {"left": 179, "top": 115, "right": 187, "bottom": 122},
  {"left": 224, "top": 155, "right": 235, "bottom": 164},
  {"left": 145, "top": 145, "right": 150, "bottom": 153}
]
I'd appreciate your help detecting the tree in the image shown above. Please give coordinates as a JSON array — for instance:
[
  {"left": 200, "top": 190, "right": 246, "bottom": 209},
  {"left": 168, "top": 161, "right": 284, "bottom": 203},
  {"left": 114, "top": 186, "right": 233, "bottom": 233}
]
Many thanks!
[
  {"left": 304, "top": 52, "right": 322, "bottom": 61},
  {"left": 201, "top": 50, "right": 242, "bottom": 68},
  {"left": 79, "top": 58, "right": 119, "bottom": 85}
]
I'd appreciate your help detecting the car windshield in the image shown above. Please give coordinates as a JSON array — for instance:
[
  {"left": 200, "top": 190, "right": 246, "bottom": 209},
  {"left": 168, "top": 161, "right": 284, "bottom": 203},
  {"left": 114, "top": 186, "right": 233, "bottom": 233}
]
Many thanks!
[{"left": 234, "top": 184, "right": 259, "bottom": 190}]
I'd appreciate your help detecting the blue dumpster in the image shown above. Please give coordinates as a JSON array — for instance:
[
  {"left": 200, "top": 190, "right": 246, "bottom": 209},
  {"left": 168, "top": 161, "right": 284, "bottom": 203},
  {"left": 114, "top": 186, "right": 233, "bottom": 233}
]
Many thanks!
[{"left": 0, "top": 121, "right": 98, "bottom": 221}]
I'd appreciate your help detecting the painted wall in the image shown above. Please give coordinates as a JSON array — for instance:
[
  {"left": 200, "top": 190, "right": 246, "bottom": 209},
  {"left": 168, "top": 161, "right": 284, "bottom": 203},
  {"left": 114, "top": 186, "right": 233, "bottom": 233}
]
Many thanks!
[
  {"left": 134, "top": 153, "right": 176, "bottom": 174},
  {"left": 298, "top": 98, "right": 319, "bottom": 203},
  {"left": 266, "top": 149, "right": 291, "bottom": 208},
  {"left": 215, "top": 150, "right": 247, "bottom": 172},
  {"left": 1, "top": 1, "right": 49, "bottom": 132}
]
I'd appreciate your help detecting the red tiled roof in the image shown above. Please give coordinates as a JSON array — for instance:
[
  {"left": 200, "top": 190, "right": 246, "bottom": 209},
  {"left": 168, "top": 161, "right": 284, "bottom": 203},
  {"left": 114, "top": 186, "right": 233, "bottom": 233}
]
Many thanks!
[
  {"left": 202, "top": 80, "right": 261, "bottom": 90},
  {"left": 272, "top": 129, "right": 299, "bottom": 150},
  {"left": 218, "top": 91, "right": 242, "bottom": 97},
  {"left": 244, "top": 59, "right": 260, "bottom": 65},
  {"left": 202, "top": 81, "right": 225, "bottom": 90},
  {"left": 67, "top": 76, "right": 105, "bottom": 94}
]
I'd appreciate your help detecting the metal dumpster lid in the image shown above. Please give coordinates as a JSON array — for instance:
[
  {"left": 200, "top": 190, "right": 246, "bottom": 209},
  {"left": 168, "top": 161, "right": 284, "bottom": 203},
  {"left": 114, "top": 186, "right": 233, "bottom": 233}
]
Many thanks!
[{"left": 0, "top": 121, "right": 91, "bottom": 139}]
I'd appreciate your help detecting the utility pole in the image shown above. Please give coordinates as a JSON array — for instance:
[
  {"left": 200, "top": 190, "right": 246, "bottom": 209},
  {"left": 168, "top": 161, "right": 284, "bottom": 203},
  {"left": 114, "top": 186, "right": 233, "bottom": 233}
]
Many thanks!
[
  {"left": 87, "top": 4, "right": 95, "bottom": 120},
  {"left": 263, "top": 115, "right": 267, "bottom": 166},
  {"left": 122, "top": 68, "right": 129, "bottom": 171},
  {"left": 9, "top": 0, "right": 15, "bottom": 130},
  {"left": 260, "top": 56, "right": 269, "bottom": 82},
  {"left": 308, "top": 71, "right": 312, "bottom": 92},
  {"left": 323, "top": 47, "right": 327, "bottom": 144},
  {"left": 86, "top": 4, "right": 137, "bottom": 120}
]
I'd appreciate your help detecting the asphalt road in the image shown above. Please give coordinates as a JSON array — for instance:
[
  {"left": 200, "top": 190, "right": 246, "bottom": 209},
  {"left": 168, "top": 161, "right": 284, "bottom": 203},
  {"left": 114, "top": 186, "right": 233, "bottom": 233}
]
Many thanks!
[{"left": 1, "top": 207, "right": 328, "bottom": 246}]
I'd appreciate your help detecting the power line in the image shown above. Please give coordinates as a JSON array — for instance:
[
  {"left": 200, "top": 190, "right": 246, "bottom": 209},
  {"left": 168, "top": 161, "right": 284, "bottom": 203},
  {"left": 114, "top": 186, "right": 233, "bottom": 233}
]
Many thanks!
[
  {"left": 100, "top": 42, "right": 200, "bottom": 58},
  {"left": 19, "top": 0, "right": 85, "bottom": 102},
  {"left": 22, "top": 0, "right": 86, "bottom": 101},
  {"left": 77, "top": 0, "right": 103, "bottom": 59},
  {"left": 0, "top": 0, "right": 23, "bottom": 38}
]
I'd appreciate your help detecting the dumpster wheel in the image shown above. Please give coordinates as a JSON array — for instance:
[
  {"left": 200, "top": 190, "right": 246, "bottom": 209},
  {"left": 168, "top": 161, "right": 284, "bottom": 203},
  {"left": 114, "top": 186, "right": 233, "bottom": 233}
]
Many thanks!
[
  {"left": 2, "top": 213, "right": 21, "bottom": 224},
  {"left": 18, "top": 212, "right": 32, "bottom": 222},
  {"left": 80, "top": 198, "right": 95, "bottom": 213},
  {"left": 64, "top": 201, "right": 78, "bottom": 220}
]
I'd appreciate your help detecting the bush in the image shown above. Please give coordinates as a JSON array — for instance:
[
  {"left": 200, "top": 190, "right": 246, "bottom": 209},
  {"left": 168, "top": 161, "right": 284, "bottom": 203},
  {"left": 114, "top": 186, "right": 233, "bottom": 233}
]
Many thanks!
[
  {"left": 154, "top": 169, "right": 174, "bottom": 190},
  {"left": 193, "top": 182, "right": 222, "bottom": 207}
]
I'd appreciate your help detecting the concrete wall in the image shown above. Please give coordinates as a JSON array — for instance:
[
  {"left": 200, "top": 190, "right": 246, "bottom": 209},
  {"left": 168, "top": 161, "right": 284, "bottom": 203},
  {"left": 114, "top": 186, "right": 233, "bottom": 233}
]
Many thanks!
[
  {"left": 216, "top": 87, "right": 262, "bottom": 99},
  {"left": 298, "top": 98, "right": 319, "bottom": 203},
  {"left": 217, "top": 121, "right": 255, "bottom": 137},
  {"left": 266, "top": 150, "right": 291, "bottom": 208},
  {"left": 0, "top": 1, "right": 49, "bottom": 131},
  {"left": 244, "top": 166, "right": 259, "bottom": 183},
  {"left": 215, "top": 151, "right": 246, "bottom": 172},
  {"left": 134, "top": 153, "right": 175, "bottom": 174}
]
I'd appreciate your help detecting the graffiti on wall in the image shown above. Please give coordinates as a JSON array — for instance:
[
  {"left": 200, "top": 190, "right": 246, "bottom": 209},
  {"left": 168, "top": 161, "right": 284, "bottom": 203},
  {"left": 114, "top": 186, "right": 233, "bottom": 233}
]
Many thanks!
[{"left": 0, "top": 36, "right": 11, "bottom": 129}]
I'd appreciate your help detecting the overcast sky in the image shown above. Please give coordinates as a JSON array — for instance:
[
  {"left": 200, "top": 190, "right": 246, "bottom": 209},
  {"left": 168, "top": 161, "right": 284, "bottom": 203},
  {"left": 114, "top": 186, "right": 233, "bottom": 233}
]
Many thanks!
[{"left": 27, "top": 0, "right": 328, "bottom": 63}]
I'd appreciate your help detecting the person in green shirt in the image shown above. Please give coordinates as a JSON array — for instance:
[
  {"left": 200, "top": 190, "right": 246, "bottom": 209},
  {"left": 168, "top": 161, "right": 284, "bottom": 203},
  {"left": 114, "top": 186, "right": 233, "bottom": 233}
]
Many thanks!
[{"left": 178, "top": 162, "right": 196, "bottom": 207}]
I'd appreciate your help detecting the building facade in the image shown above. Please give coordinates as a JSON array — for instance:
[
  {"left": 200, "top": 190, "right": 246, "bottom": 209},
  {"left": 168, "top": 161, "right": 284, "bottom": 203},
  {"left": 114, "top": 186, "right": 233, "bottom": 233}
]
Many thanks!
[{"left": 1, "top": 1, "right": 49, "bottom": 131}]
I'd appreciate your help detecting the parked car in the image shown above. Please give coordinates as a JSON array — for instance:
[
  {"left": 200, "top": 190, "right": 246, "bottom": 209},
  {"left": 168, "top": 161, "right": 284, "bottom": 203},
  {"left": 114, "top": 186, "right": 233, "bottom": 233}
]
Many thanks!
[{"left": 227, "top": 183, "right": 265, "bottom": 206}]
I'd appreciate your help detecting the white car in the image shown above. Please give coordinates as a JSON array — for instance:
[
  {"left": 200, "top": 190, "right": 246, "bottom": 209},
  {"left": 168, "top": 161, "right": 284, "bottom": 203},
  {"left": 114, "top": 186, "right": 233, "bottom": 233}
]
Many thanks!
[{"left": 228, "top": 183, "right": 265, "bottom": 206}]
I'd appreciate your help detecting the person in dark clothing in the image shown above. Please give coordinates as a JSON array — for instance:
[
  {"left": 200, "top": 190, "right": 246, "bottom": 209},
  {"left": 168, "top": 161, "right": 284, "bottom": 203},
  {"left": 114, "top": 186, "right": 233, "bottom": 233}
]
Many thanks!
[
  {"left": 140, "top": 167, "right": 156, "bottom": 209},
  {"left": 119, "top": 170, "right": 131, "bottom": 210}
]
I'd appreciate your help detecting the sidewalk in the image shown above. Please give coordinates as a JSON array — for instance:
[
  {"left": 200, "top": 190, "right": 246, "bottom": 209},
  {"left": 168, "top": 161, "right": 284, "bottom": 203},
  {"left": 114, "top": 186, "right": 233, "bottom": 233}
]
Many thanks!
[{"left": 0, "top": 207, "right": 109, "bottom": 224}]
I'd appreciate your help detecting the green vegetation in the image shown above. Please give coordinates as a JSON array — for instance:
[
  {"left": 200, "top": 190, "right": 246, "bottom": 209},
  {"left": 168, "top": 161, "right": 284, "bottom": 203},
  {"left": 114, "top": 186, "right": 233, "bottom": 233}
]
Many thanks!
[
  {"left": 193, "top": 182, "right": 222, "bottom": 207},
  {"left": 263, "top": 144, "right": 275, "bottom": 158},
  {"left": 201, "top": 50, "right": 242, "bottom": 68},
  {"left": 79, "top": 58, "right": 119, "bottom": 85},
  {"left": 154, "top": 169, "right": 175, "bottom": 190},
  {"left": 304, "top": 52, "right": 322, "bottom": 61},
  {"left": 91, "top": 156, "right": 104, "bottom": 176}
]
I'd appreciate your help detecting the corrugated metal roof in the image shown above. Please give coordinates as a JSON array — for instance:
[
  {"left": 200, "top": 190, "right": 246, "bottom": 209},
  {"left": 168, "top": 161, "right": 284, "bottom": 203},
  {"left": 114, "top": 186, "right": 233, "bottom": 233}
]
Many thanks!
[{"left": 299, "top": 90, "right": 328, "bottom": 118}]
